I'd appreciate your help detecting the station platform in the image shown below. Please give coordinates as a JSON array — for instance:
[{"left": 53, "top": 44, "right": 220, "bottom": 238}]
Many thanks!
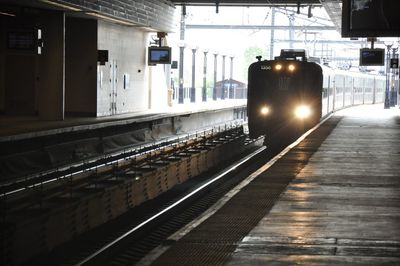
[
  {"left": 0, "top": 99, "right": 246, "bottom": 141},
  {"left": 0, "top": 99, "right": 247, "bottom": 184},
  {"left": 147, "top": 104, "right": 400, "bottom": 265}
]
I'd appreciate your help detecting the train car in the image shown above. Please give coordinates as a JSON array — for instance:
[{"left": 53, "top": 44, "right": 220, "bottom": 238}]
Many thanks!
[
  {"left": 247, "top": 49, "right": 386, "bottom": 148},
  {"left": 247, "top": 50, "right": 322, "bottom": 147}
]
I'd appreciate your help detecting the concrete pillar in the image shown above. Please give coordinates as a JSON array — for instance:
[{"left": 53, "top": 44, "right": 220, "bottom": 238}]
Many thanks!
[
  {"left": 384, "top": 44, "right": 392, "bottom": 109},
  {"left": 191, "top": 48, "right": 197, "bottom": 103},
  {"left": 38, "top": 10, "right": 65, "bottom": 120},
  {"left": 213, "top": 53, "right": 218, "bottom": 100},
  {"left": 202, "top": 50, "right": 208, "bottom": 102},
  {"left": 390, "top": 48, "right": 398, "bottom": 106},
  {"left": 229, "top": 56, "right": 234, "bottom": 99},
  {"left": 178, "top": 7, "right": 186, "bottom": 104},
  {"left": 221, "top": 55, "right": 226, "bottom": 100}
]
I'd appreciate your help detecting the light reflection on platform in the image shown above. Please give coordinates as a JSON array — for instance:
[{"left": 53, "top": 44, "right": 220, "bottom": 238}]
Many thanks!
[
  {"left": 334, "top": 103, "right": 399, "bottom": 118},
  {"left": 229, "top": 102, "right": 400, "bottom": 265}
]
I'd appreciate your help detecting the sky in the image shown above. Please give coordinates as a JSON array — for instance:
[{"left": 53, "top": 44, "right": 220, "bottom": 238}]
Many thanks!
[{"left": 166, "top": 5, "right": 398, "bottom": 86}]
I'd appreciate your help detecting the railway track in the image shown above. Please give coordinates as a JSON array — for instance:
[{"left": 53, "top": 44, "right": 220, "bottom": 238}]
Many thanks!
[
  {"left": 29, "top": 142, "right": 268, "bottom": 266},
  {"left": 2, "top": 123, "right": 267, "bottom": 265},
  {"left": 1, "top": 124, "right": 243, "bottom": 211}
]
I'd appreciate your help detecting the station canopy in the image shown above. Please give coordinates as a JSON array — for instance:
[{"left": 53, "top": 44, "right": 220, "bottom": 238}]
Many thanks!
[
  {"left": 170, "top": 0, "right": 342, "bottom": 33},
  {"left": 169, "top": 0, "right": 322, "bottom": 6}
]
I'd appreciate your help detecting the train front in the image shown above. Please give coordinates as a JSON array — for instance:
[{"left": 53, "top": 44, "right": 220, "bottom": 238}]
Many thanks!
[{"left": 247, "top": 56, "right": 322, "bottom": 146}]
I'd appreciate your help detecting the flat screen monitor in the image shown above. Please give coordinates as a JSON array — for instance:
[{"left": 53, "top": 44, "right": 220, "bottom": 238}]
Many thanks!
[
  {"left": 148, "top": 46, "right": 171, "bottom": 65},
  {"left": 342, "top": 0, "right": 400, "bottom": 37},
  {"left": 359, "top": 48, "right": 385, "bottom": 66},
  {"left": 8, "top": 30, "right": 36, "bottom": 51}
]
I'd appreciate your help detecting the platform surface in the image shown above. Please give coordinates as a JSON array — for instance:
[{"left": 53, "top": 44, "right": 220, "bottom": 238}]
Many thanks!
[
  {"left": 0, "top": 99, "right": 246, "bottom": 141},
  {"left": 149, "top": 104, "right": 400, "bottom": 265}
]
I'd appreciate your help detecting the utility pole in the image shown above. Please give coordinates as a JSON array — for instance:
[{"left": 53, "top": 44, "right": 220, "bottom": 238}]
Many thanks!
[
  {"left": 178, "top": 6, "right": 186, "bottom": 104},
  {"left": 384, "top": 44, "right": 392, "bottom": 109},
  {"left": 269, "top": 7, "right": 275, "bottom": 59}
]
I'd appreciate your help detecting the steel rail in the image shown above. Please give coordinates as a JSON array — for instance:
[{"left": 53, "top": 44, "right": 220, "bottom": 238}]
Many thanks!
[
  {"left": 1, "top": 123, "right": 244, "bottom": 198},
  {"left": 75, "top": 145, "right": 266, "bottom": 266}
]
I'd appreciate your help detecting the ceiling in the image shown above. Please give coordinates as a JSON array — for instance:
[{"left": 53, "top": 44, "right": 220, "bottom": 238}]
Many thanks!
[
  {"left": 168, "top": 0, "right": 322, "bottom": 6},
  {"left": 319, "top": 0, "right": 342, "bottom": 32},
  {"left": 0, "top": 0, "right": 343, "bottom": 33},
  {"left": 170, "top": 0, "right": 343, "bottom": 32}
]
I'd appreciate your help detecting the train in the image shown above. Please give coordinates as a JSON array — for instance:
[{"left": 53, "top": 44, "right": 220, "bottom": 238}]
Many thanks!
[{"left": 247, "top": 49, "right": 386, "bottom": 148}]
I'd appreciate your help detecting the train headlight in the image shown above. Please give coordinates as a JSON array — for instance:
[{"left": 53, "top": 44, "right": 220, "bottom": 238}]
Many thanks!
[
  {"left": 260, "top": 106, "right": 270, "bottom": 116},
  {"left": 294, "top": 105, "right": 311, "bottom": 119},
  {"left": 274, "top": 64, "right": 282, "bottom": 71},
  {"left": 288, "top": 64, "right": 296, "bottom": 72}
]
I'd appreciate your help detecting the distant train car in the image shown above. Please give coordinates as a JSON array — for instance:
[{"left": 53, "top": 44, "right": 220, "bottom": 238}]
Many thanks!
[
  {"left": 247, "top": 49, "right": 386, "bottom": 148},
  {"left": 247, "top": 50, "right": 322, "bottom": 147}
]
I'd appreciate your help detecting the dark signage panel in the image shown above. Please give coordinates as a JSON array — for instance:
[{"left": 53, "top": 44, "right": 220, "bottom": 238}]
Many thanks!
[
  {"left": 342, "top": 0, "right": 400, "bottom": 37},
  {"left": 148, "top": 46, "right": 172, "bottom": 65},
  {"left": 390, "top": 58, "right": 399, "bottom": 69},
  {"left": 359, "top": 48, "right": 385, "bottom": 66},
  {"left": 8, "top": 31, "right": 35, "bottom": 50}
]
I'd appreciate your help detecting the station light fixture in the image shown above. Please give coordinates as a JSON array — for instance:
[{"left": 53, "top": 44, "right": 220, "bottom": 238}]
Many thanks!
[{"left": 177, "top": 40, "right": 187, "bottom": 48}]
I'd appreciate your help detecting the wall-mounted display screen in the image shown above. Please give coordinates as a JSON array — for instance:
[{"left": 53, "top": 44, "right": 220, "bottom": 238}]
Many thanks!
[
  {"left": 148, "top": 46, "right": 171, "bottom": 65},
  {"left": 342, "top": 0, "right": 400, "bottom": 37},
  {"left": 7, "top": 30, "right": 35, "bottom": 50},
  {"left": 359, "top": 48, "right": 385, "bottom": 66}
]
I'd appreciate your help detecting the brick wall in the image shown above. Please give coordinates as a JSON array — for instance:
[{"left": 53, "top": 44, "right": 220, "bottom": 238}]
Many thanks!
[{"left": 61, "top": 0, "right": 176, "bottom": 32}]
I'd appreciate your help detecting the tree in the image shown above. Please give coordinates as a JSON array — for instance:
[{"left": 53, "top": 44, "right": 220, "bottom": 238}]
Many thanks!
[{"left": 243, "top": 46, "right": 267, "bottom": 81}]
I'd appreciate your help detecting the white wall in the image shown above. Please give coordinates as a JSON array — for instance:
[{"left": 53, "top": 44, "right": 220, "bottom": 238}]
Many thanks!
[
  {"left": 148, "top": 64, "right": 169, "bottom": 110},
  {"left": 97, "top": 21, "right": 169, "bottom": 116}
]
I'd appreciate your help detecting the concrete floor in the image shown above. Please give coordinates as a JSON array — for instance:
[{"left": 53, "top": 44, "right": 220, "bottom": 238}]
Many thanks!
[
  {"left": 229, "top": 105, "right": 400, "bottom": 265},
  {"left": 0, "top": 99, "right": 247, "bottom": 141},
  {"left": 149, "top": 104, "right": 400, "bottom": 266}
]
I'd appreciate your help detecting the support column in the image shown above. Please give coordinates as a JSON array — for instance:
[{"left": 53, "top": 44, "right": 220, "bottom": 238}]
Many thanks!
[
  {"left": 202, "top": 50, "right": 208, "bottom": 102},
  {"left": 178, "top": 6, "right": 186, "bottom": 104},
  {"left": 229, "top": 56, "right": 234, "bottom": 99},
  {"left": 390, "top": 47, "right": 398, "bottom": 107},
  {"left": 221, "top": 55, "right": 226, "bottom": 100},
  {"left": 213, "top": 52, "right": 218, "bottom": 100},
  {"left": 191, "top": 47, "right": 197, "bottom": 103},
  {"left": 39, "top": 10, "right": 65, "bottom": 120},
  {"left": 384, "top": 44, "right": 392, "bottom": 109}
]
